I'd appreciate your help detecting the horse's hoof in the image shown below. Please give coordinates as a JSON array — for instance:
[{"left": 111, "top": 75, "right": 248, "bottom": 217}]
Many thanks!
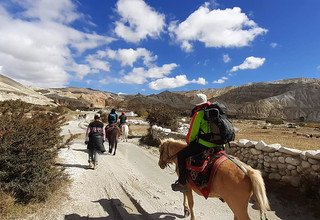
[
  {"left": 113, "top": 153, "right": 116, "bottom": 155},
  {"left": 184, "top": 209, "right": 190, "bottom": 217}
]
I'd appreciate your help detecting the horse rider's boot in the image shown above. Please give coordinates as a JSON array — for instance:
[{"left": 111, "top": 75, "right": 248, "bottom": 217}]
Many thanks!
[{"left": 171, "top": 181, "right": 188, "bottom": 193}]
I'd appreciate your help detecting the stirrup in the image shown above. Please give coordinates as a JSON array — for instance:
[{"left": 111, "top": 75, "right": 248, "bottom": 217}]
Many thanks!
[{"left": 171, "top": 181, "right": 188, "bottom": 193}]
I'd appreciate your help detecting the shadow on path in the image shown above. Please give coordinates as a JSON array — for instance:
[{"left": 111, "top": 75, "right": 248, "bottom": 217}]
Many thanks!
[
  {"left": 65, "top": 198, "right": 184, "bottom": 220},
  {"left": 55, "top": 162, "right": 89, "bottom": 169}
]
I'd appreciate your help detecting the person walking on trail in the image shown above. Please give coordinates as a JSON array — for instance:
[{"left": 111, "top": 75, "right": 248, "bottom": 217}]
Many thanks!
[
  {"left": 85, "top": 114, "right": 106, "bottom": 169},
  {"left": 119, "top": 112, "right": 127, "bottom": 127},
  {"left": 171, "top": 93, "right": 222, "bottom": 193}
]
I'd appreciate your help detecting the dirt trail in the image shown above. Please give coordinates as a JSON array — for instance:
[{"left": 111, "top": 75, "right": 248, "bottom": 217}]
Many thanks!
[{"left": 26, "top": 118, "right": 317, "bottom": 220}]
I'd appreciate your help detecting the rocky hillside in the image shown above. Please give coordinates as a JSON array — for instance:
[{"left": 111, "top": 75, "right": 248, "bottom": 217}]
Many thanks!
[
  {"left": 211, "top": 78, "right": 320, "bottom": 122},
  {"left": 0, "top": 74, "right": 54, "bottom": 106},
  {"left": 36, "top": 87, "right": 126, "bottom": 110}
]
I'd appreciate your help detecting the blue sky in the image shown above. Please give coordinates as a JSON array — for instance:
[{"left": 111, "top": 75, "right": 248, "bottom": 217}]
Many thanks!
[{"left": 0, "top": 0, "right": 319, "bottom": 94}]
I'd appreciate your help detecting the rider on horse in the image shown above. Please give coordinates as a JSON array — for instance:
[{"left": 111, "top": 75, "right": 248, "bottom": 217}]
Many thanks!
[
  {"left": 119, "top": 112, "right": 127, "bottom": 127},
  {"left": 171, "top": 94, "right": 223, "bottom": 193}
]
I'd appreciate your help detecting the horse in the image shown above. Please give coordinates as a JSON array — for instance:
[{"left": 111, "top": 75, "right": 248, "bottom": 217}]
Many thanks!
[
  {"left": 121, "top": 124, "right": 129, "bottom": 142},
  {"left": 105, "top": 125, "right": 121, "bottom": 155},
  {"left": 158, "top": 138, "right": 270, "bottom": 220}
]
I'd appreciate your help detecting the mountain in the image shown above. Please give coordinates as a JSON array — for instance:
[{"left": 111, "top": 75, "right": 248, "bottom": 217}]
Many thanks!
[
  {"left": 36, "top": 87, "right": 125, "bottom": 110},
  {"left": 210, "top": 78, "right": 320, "bottom": 121},
  {"left": 0, "top": 74, "right": 54, "bottom": 106},
  {"left": 1, "top": 74, "right": 319, "bottom": 122}
]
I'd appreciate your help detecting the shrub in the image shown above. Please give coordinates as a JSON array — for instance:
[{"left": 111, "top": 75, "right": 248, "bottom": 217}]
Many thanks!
[
  {"left": 147, "top": 108, "right": 179, "bottom": 131},
  {"left": 266, "top": 117, "right": 284, "bottom": 125},
  {"left": 0, "top": 101, "right": 68, "bottom": 204},
  {"left": 139, "top": 127, "right": 161, "bottom": 147}
]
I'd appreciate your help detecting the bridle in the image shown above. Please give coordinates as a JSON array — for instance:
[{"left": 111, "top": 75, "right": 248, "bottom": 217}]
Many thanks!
[{"left": 159, "top": 142, "right": 179, "bottom": 167}]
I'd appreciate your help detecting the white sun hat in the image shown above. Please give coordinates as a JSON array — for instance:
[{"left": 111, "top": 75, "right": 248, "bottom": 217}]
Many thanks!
[{"left": 191, "top": 93, "right": 207, "bottom": 106}]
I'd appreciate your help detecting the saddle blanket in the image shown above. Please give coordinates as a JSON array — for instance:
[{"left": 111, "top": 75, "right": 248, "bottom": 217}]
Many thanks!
[{"left": 186, "top": 150, "right": 227, "bottom": 199}]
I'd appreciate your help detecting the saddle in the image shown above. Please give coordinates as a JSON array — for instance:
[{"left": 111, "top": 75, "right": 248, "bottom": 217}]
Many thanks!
[{"left": 186, "top": 148, "right": 227, "bottom": 199}]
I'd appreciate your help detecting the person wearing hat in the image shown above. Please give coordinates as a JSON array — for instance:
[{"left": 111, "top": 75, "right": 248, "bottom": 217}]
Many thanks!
[
  {"left": 85, "top": 114, "right": 106, "bottom": 169},
  {"left": 171, "top": 93, "right": 221, "bottom": 192}
]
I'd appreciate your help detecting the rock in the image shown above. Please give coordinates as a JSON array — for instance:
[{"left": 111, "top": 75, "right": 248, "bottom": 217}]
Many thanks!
[
  {"left": 245, "top": 140, "right": 257, "bottom": 148},
  {"left": 301, "top": 161, "right": 311, "bottom": 168},
  {"left": 275, "top": 152, "right": 282, "bottom": 156},
  {"left": 255, "top": 140, "right": 268, "bottom": 150},
  {"left": 300, "top": 151, "right": 308, "bottom": 160},
  {"left": 279, "top": 147, "right": 302, "bottom": 156},
  {"left": 305, "top": 150, "right": 320, "bottom": 160},
  {"left": 250, "top": 148, "right": 262, "bottom": 155},
  {"left": 265, "top": 143, "right": 282, "bottom": 152},
  {"left": 258, "top": 154, "right": 264, "bottom": 159},
  {"left": 278, "top": 164, "right": 287, "bottom": 170},
  {"left": 285, "top": 157, "right": 301, "bottom": 166},
  {"left": 238, "top": 139, "right": 250, "bottom": 147},
  {"left": 270, "top": 163, "right": 278, "bottom": 168},
  {"left": 291, "top": 170, "right": 298, "bottom": 176},
  {"left": 272, "top": 157, "right": 278, "bottom": 162},
  {"left": 311, "top": 164, "right": 320, "bottom": 171},
  {"left": 278, "top": 157, "right": 285, "bottom": 163},
  {"left": 269, "top": 173, "right": 281, "bottom": 180},
  {"left": 264, "top": 162, "right": 270, "bottom": 167},
  {"left": 287, "top": 164, "right": 296, "bottom": 170},
  {"left": 307, "top": 158, "right": 319, "bottom": 165},
  {"left": 264, "top": 156, "right": 272, "bottom": 162}
]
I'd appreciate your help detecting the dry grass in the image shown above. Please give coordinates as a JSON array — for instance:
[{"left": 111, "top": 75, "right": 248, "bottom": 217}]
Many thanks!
[
  {"left": 129, "top": 124, "right": 149, "bottom": 137},
  {"left": 234, "top": 120, "right": 320, "bottom": 150}
]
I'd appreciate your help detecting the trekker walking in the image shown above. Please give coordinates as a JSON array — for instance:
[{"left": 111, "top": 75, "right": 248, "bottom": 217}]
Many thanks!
[
  {"left": 171, "top": 94, "right": 222, "bottom": 192},
  {"left": 85, "top": 114, "right": 106, "bottom": 169}
]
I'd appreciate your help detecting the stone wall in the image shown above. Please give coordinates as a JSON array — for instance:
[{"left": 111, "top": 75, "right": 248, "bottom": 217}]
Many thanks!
[{"left": 150, "top": 126, "right": 320, "bottom": 189}]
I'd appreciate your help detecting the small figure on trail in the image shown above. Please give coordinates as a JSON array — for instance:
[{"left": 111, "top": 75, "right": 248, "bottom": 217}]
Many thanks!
[
  {"left": 85, "top": 114, "right": 106, "bottom": 169},
  {"left": 171, "top": 93, "right": 223, "bottom": 193},
  {"left": 119, "top": 112, "right": 127, "bottom": 127}
]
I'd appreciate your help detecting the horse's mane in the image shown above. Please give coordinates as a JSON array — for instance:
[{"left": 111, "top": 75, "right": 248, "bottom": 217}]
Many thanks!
[{"left": 162, "top": 138, "right": 187, "bottom": 148}]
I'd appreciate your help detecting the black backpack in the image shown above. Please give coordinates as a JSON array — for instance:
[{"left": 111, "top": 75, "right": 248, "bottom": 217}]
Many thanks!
[{"left": 199, "top": 102, "right": 235, "bottom": 145}]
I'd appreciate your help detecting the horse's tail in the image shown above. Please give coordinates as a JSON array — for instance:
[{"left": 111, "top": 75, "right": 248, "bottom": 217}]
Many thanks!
[{"left": 244, "top": 164, "right": 270, "bottom": 216}]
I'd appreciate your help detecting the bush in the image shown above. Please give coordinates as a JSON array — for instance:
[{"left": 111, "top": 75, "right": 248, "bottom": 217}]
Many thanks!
[
  {"left": 147, "top": 108, "right": 179, "bottom": 131},
  {"left": 139, "top": 127, "right": 161, "bottom": 147},
  {"left": 0, "top": 101, "right": 68, "bottom": 204},
  {"left": 266, "top": 117, "right": 284, "bottom": 125}
]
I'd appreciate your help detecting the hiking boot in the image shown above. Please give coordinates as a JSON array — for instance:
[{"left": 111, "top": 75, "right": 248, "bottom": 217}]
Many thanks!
[{"left": 171, "top": 181, "right": 188, "bottom": 193}]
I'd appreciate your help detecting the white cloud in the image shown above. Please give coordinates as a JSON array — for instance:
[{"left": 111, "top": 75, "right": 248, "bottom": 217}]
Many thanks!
[
  {"left": 105, "top": 48, "right": 157, "bottom": 67},
  {"left": 316, "top": 65, "right": 320, "bottom": 70},
  {"left": 230, "top": 56, "right": 266, "bottom": 73},
  {"left": 223, "top": 54, "right": 231, "bottom": 63},
  {"left": 122, "top": 63, "right": 178, "bottom": 84},
  {"left": 213, "top": 76, "right": 228, "bottom": 84},
  {"left": 270, "top": 42, "right": 278, "bottom": 48},
  {"left": 149, "top": 75, "right": 207, "bottom": 90},
  {"left": 85, "top": 54, "right": 110, "bottom": 72},
  {"left": 114, "top": 0, "right": 165, "bottom": 43},
  {"left": 169, "top": 5, "right": 267, "bottom": 52},
  {"left": 0, "top": 1, "right": 113, "bottom": 87}
]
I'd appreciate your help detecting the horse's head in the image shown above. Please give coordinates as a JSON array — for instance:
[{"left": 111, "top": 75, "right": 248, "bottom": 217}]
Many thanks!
[{"left": 158, "top": 138, "right": 186, "bottom": 169}]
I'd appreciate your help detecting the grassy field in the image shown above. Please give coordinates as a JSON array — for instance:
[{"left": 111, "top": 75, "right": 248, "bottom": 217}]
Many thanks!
[{"left": 233, "top": 120, "right": 320, "bottom": 151}]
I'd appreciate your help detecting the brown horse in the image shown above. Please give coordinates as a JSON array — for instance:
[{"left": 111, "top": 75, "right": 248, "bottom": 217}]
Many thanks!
[
  {"left": 158, "top": 138, "right": 270, "bottom": 220},
  {"left": 105, "top": 125, "right": 121, "bottom": 155}
]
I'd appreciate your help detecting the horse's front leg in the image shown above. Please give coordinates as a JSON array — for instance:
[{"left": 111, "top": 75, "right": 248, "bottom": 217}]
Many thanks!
[
  {"left": 186, "top": 189, "right": 195, "bottom": 220},
  {"left": 183, "top": 192, "right": 190, "bottom": 217}
]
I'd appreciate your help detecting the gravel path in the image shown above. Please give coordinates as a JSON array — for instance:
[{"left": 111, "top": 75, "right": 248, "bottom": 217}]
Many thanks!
[{"left": 26, "top": 118, "right": 317, "bottom": 220}]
